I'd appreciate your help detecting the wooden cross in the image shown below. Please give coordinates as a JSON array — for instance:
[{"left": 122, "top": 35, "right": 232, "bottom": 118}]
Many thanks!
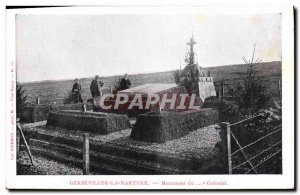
[
  {"left": 186, "top": 35, "right": 197, "bottom": 64},
  {"left": 186, "top": 36, "right": 197, "bottom": 47}
]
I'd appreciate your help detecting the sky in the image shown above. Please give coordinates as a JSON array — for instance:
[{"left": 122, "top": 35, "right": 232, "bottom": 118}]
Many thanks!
[{"left": 16, "top": 14, "right": 281, "bottom": 82}]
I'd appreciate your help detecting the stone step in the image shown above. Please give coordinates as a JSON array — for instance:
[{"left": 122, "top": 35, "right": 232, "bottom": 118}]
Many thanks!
[
  {"left": 28, "top": 139, "right": 187, "bottom": 174},
  {"left": 24, "top": 130, "right": 198, "bottom": 171}
]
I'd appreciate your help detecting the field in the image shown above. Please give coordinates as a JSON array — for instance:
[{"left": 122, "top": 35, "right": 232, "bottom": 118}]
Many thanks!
[
  {"left": 21, "top": 61, "right": 281, "bottom": 105},
  {"left": 17, "top": 61, "right": 282, "bottom": 175}
]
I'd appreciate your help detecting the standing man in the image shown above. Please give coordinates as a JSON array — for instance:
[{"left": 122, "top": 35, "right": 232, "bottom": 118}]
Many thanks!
[
  {"left": 120, "top": 74, "right": 132, "bottom": 90},
  {"left": 90, "top": 75, "right": 104, "bottom": 98},
  {"left": 72, "top": 79, "right": 83, "bottom": 103}
]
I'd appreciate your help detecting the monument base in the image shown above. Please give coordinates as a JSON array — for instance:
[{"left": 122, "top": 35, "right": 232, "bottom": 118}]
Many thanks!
[{"left": 198, "top": 80, "right": 217, "bottom": 101}]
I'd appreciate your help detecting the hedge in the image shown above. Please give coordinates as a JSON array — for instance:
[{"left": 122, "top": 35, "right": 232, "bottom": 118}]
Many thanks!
[
  {"left": 130, "top": 108, "right": 219, "bottom": 143},
  {"left": 46, "top": 110, "right": 131, "bottom": 134},
  {"left": 21, "top": 103, "right": 93, "bottom": 123}
]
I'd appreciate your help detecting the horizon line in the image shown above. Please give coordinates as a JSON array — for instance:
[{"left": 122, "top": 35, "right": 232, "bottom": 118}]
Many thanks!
[{"left": 18, "top": 60, "right": 281, "bottom": 84}]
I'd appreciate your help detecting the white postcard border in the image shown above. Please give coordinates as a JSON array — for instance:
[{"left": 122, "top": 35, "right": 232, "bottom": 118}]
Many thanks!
[{"left": 5, "top": 5, "right": 294, "bottom": 190}]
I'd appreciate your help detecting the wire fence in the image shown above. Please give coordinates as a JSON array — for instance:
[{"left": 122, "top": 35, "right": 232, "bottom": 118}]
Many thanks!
[{"left": 221, "top": 107, "right": 282, "bottom": 174}]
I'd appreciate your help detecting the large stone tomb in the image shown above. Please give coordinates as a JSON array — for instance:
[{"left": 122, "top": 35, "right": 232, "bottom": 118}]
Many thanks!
[
  {"left": 46, "top": 110, "right": 131, "bottom": 134},
  {"left": 97, "top": 83, "right": 203, "bottom": 117}
]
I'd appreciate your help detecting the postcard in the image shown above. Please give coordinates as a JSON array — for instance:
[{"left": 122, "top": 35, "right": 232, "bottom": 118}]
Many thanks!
[{"left": 5, "top": 5, "right": 294, "bottom": 190}]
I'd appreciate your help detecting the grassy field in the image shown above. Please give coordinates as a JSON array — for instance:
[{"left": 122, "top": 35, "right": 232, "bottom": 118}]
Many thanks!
[
  {"left": 17, "top": 61, "right": 282, "bottom": 175},
  {"left": 21, "top": 61, "right": 281, "bottom": 105}
]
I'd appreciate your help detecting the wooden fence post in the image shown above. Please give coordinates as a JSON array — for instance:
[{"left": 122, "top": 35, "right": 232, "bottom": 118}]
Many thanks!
[
  {"left": 81, "top": 104, "right": 86, "bottom": 113},
  {"left": 17, "top": 123, "right": 34, "bottom": 166},
  {"left": 16, "top": 127, "right": 20, "bottom": 159},
  {"left": 221, "top": 80, "right": 225, "bottom": 100},
  {"left": 36, "top": 97, "right": 40, "bottom": 105},
  {"left": 278, "top": 80, "right": 281, "bottom": 98},
  {"left": 220, "top": 122, "right": 232, "bottom": 174},
  {"left": 221, "top": 81, "right": 225, "bottom": 97},
  {"left": 83, "top": 133, "right": 90, "bottom": 175},
  {"left": 218, "top": 90, "right": 222, "bottom": 100}
]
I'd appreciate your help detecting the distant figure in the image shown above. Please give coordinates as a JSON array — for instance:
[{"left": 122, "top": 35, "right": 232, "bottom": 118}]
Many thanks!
[
  {"left": 120, "top": 74, "right": 132, "bottom": 90},
  {"left": 72, "top": 79, "right": 83, "bottom": 103},
  {"left": 90, "top": 75, "right": 104, "bottom": 98}
]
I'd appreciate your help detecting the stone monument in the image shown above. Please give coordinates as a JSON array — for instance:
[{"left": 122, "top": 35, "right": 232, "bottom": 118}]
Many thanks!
[{"left": 179, "top": 35, "right": 216, "bottom": 101}]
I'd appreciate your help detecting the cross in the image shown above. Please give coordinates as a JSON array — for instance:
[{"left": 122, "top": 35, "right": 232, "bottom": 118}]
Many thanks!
[
  {"left": 186, "top": 35, "right": 197, "bottom": 64},
  {"left": 186, "top": 35, "right": 197, "bottom": 47}
]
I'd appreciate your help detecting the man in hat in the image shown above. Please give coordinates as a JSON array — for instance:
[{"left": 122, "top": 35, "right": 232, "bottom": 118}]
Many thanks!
[
  {"left": 120, "top": 74, "right": 132, "bottom": 90},
  {"left": 72, "top": 79, "right": 83, "bottom": 103},
  {"left": 90, "top": 75, "right": 104, "bottom": 98}
]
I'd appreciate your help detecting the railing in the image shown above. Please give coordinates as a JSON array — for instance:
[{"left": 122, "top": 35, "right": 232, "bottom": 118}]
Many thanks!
[
  {"left": 33, "top": 97, "right": 66, "bottom": 105},
  {"left": 220, "top": 108, "right": 282, "bottom": 174}
]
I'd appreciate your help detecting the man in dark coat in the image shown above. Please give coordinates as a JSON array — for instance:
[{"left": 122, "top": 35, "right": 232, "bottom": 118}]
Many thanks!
[
  {"left": 120, "top": 74, "right": 132, "bottom": 90},
  {"left": 90, "top": 75, "right": 104, "bottom": 97},
  {"left": 72, "top": 79, "right": 83, "bottom": 103}
]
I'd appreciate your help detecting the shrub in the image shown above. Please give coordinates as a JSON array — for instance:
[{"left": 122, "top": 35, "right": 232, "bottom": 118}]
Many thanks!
[
  {"left": 21, "top": 103, "right": 93, "bottom": 123},
  {"left": 227, "top": 45, "right": 271, "bottom": 114},
  {"left": 47, "top": 111, "right": 131, "bottom": 134},
  {"left": 113, "top": 77, "right": 122, "bottom": 94},
  {"left": 203, "top": 98, "right": 239, "bottom": 122},
  {"left": 131, "top": 109, "right": 219, "bottom": 143},
  {"left": 64, "top": 91, "right": 76, "bottom": 104},
  {"left": 173, "top": 70, "right": 181, "bottom": 85},
  {"left": 16, "top": 83, "right": 28, "bottom": 120},
  {"left": 174, "top": 64, "right": 210, "bottom": 96}
]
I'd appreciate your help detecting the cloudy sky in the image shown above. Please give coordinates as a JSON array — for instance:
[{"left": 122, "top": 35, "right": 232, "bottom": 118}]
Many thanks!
[{"left": 16, "top": 14, "right": 281, "bottom": 82}]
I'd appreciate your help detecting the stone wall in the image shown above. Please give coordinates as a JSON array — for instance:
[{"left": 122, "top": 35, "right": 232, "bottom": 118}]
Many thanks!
[
  {"left": 21, "top": 103, "right": 93, "bottom": 123},
  {"left": 130, "top": 108, "right": 219, "bottom": 143},
  {"left": 46, "top": 110, "right": 131, "bottom": 134}
]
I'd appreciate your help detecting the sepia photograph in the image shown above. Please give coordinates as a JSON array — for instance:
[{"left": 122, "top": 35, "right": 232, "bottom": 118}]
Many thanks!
[{"left": 5, "top": 5, "right": 294, "bottom": 190}]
